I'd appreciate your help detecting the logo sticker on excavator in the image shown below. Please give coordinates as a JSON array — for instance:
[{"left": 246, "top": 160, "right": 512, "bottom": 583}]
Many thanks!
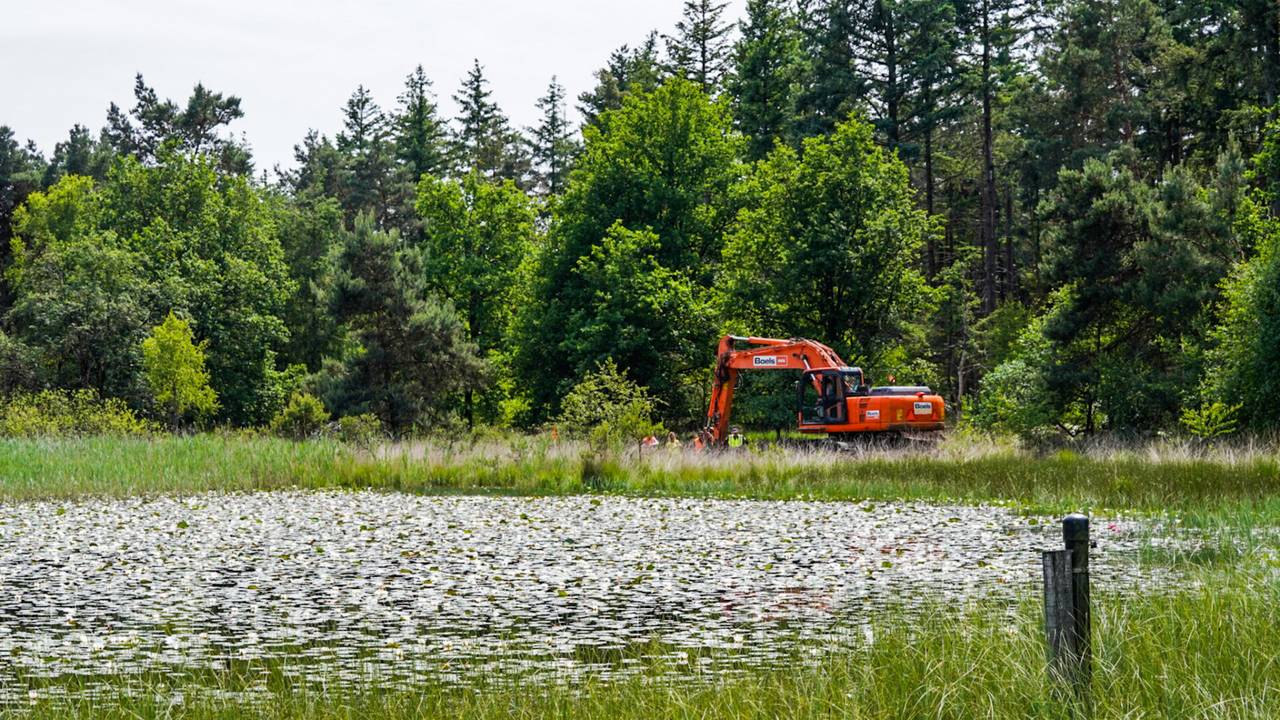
[
  {"left": 753, "top": 356, "right": 786, "bottom": 366},
  {"left": 866, "top": 410, "right": 880, "bottom": 420},
  {"left": 913, "top": 402, "right": 933, "bottom": 415}
]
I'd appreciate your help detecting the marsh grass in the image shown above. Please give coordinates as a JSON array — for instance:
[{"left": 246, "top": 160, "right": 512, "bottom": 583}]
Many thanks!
[
  {"left": 12, "top": 566, "right": 1278, "bottom": 719},
  {"left": 3, "top": 434, "right": 1279, "bottom": 525}
]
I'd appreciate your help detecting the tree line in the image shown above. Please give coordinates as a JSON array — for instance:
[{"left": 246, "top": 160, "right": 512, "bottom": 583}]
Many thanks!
[{"left": 1, "top": 0, "right": 1279, "bottom": 439}]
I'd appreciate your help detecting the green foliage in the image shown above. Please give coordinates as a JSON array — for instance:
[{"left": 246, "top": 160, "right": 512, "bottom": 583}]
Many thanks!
[
  {"left": 451, "top": 61, "right": 528, "bottom": 184},
  {"left": 1039, "top": 152, "right": 1231, "bottom": 433},
  {"left": 394, "top": 65, "right": 449, "bottom": 187},
  {"left": 718, "top": 114, "right": 935, "bottom": 374},
  {"left": 664, "top": 0, "right": 734, "bottom": 93},
  {"left": 0, "top": 330, "right": 40, "bottom": 396},
  {"left": 7, "top": 5, "right": 1280, "bottom": 438},
  {"left": 274, "top": 196, "right": 346, "bottom": 371},
  {"left": 270, "top": 392, "right": 331, "bottom": 440},
  {"left": 555, "top": 359, "right": 663, "bottom": 443},
  {"left": 1180, "top": 402, "right": 1243, "bottom": 439},
  {"left": 970, "top": 307, "right": 1058, "bottom": 440},
  {"left": 324, "top": 214, "right": 484, "bottom": 433},
  {"left": 568, "top": 224, "right": 710, "bottom": 414},
  {"left": 1207, "top": 205, "right": 1280, "bottom": 429},
  {"left": 516, "top": 78, "right": 741, "bottom": 420},
  {"left": 102, "top": 74, "right": 251, "bottom": 174},
  {"left": 530, "top": 78, "right": 579, "bottom": 195},
  {"left": 8, "top": 176, "right": 151, "bottom": 402},
  {"left": 415, "top": 171, "right": 535, "bottom": 356},
  {"left": 141, "top": 312, "right": 218, "bottom": 427},
  {"left": 335, "top": 85, "right": 395, "bottom": 225},
  {"left": 577, "top": 34, "right": 664, "bottom": 129},
  {"left": 729, "top": 0, "right": 802, "bottom": 160},
  {"left": 415, "top": 171, "right": 535, "bottom": 424},
  {"left": 336, "top": 413, "right": 384, "bottom": 448},
  {"left": 9, "top": 153, "right": 295, "bottom": 425},
  {"left": 0, "top": 389, "right": 154, "bottom": 437}
]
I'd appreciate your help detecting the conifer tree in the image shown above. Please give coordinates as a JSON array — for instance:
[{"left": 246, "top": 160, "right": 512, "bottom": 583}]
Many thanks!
[
  {"left": 793, "top": 0, "right": 865, "bottom": 138},
  {"left": 664, "top": 0, "right": 734, "bottom": 93},
  {"left": 394, "top": 65, "right": 448, "bottom": 184},
  {"left": 336, "top": 85, "right": 394, "bottom": 225},
  {"left": 729, "top": 0, "right": 803, "bottom": 160},
  {"left": 530, "top": 77, "right": 579, "bottom": 195},
  {"left": 451, "top": 60, "right": 529, "bottom": 185},
  {"left": 578, "top": 34, "right": 664, "bottom": 127}
]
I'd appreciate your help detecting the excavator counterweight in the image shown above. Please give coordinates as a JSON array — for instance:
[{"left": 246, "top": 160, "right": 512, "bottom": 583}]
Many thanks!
[{"left": 702, "top": 335, "right": 944, "bottom": 445}]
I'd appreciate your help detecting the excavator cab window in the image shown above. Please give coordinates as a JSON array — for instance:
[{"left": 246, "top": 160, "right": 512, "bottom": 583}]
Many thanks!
[
  {"left": 798, "top": 370, "right": 846, "bottom": 425},
  {"left": 842, "top": 369, "right": 867, "bottom": 396}
]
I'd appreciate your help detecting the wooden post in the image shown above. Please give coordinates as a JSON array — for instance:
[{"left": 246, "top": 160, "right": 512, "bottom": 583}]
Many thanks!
[
  {"left": 1042, "top": 548, "right": 1073, "bottom": 683},
  {"left": 1043, "top": 513, "right": 1091, "bottom": 713},
  {"left": 1063, "top": 513, "right": 1091, "bottom": 691}
]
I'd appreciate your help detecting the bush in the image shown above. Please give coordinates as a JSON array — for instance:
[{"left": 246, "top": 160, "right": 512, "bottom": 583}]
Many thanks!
[
  {"left": 556, "top": 359, "right": 663, "bottom": 444},
  {"left": 337, "top": 413, "right": 384, "bottom": 449},
  {"left": 0, "top": 389, "right": 156, "bottom": 437},
  {"left": 1180, "top": 402, "right": 1242, "bottom": 439},
  {"left": 0, "top": 332, "right": 40, "bottom": 397},
  {"left": 269, "top": 392, "right": 330, "bottom": 440}
]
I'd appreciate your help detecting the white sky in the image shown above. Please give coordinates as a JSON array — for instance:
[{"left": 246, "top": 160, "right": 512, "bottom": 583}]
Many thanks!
[{"left": 3, "top": 0, "right": 744, "bottom": 172}]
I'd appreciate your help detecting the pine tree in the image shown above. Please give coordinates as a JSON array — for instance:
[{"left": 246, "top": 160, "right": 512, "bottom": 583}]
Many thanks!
[
  {"left": 530, "top": 77, "right": 579, "bottom": 195},
  {"left": 451, "top": 60, "right": 529, "bottom": 185},
  {"left": 0, "top": 127, "right": 45, "bottom": 316},
  {"left": 101, "top": 74, "right": 251, "bottom": 174},
  {"left": 578, "top": 34, "right": 664, "bottom": 127},
  {"left": 729, "top": 0, "right": 803, "bottom": 160},
  {"left": 793, "top": 0, "right": 865, "bottom": 139},
  {"left": 326, "top": 214, "right": 484, "bottom": 432},
  {"left": 968, "top": 0, "right": 1039, "bottom": 311},
  {"left": 336, "top": 85, "right": 394, "bottom": 225},
  {"left": 394, "top": 65, "right": 447, "bottom": 183},
  {"left": 664, "top": 0, "right": 734, "bottom": 93}
]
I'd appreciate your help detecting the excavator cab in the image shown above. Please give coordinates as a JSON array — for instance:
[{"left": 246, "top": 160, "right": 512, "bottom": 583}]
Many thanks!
[{"left": 798, "top": 368, "right": 855, "bottom": 425}]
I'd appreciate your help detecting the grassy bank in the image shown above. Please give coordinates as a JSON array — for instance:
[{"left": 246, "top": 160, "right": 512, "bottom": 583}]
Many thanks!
[
  {"left": 14, "top": 564, "right": 1278, "bottom": 719},
  {"left": 3, "top": 434, "right": 1280, "bottom": 523}
]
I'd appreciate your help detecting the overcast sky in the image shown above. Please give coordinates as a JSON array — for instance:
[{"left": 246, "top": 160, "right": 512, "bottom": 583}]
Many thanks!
[{"left": 3, "top": 0, "right": 744, "bottom": 172}]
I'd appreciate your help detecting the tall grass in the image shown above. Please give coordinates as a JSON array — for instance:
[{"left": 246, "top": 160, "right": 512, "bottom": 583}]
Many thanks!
[
  {"left": 0, "top": 434, "right": 1275, "bottom": 517},
  {"left": 15, "top": 566, "right": 1278, "bottom": 719},
  {"left": 2, "top": 434, "right": 1279, "bottom": 523}
]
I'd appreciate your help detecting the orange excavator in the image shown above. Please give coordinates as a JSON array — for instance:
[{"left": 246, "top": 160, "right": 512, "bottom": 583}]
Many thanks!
[{"left": 703, "top": 335, "right": 945, "bottom": 445}]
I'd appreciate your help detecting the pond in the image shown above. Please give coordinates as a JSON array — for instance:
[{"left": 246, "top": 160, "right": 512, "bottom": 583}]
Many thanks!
[{"left": 0, "top": 491, "right": 1176, "bottom": 701}]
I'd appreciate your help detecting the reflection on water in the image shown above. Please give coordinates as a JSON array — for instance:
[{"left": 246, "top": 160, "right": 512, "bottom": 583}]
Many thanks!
[{"left": 0, "top": 491, "right": 1175, "bottom": 700}]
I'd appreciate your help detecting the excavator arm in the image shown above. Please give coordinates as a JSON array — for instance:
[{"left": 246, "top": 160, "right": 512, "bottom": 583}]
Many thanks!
[{"left": 703, "top": 335, "right": 846, "bottom": 443}]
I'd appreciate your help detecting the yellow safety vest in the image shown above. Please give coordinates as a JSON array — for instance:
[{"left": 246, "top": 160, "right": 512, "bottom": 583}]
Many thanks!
[{"left": 727, "top": 434, "right": 744, "bottom": 448}]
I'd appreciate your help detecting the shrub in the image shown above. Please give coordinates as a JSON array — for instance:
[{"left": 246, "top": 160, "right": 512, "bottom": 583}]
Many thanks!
[
  {"left": 0, "top": 331, "right": 40, "bottom": 397},
  {"left": 556, "top": 359, "right": 663, "bottom": 444},
  {"left": 0, "top": 389, "right": 155, "bottom": 437},
  {"left": 1180, "top": 402, "right": 1242, "bottom": 439},
  {"left": 269, "top": 392, "right": 330, "bottom": 440},
  {"left": 140, "top": 312, "right": 219, "bottom": 428},
  {"left": 337, "top": 413, "right": 384, "bottom": 449}
]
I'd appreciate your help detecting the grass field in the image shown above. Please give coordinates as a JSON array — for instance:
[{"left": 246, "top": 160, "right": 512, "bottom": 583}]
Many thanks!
[{"left": 3, "top": 433, "right": 1280, "bottom": 525}]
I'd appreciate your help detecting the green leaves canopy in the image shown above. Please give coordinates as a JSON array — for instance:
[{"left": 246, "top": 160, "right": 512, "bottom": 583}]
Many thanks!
[{"left": 718, "top": 115, "right": 934, "bottom": 374}]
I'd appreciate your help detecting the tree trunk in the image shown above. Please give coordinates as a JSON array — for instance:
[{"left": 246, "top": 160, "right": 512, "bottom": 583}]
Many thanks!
[
  {"left": 980, "top": 0, "right": 998, "bottom": 315},
  {"left": 1004, "top": 183, "right": 1016, "bottom": 300},
  {"left": 925, "top": 127, "right": 936, "bottom": 278},
  {"left": 884, "top": 6, "right": 900, "bottom": 152}
]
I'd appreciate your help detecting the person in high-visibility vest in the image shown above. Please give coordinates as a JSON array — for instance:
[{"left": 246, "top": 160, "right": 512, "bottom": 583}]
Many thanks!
[{"left": 727, "top": 427, "right": 745, "bottom": 449}]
